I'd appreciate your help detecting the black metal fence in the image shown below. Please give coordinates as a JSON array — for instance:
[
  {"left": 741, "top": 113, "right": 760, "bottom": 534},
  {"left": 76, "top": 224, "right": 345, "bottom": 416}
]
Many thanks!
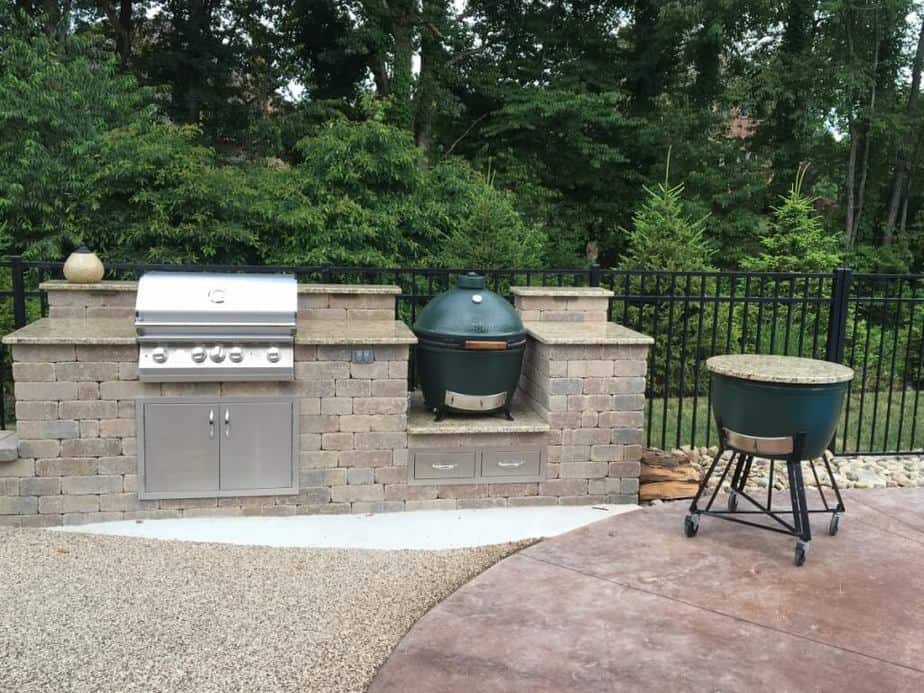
[{"left": 1, "top": 256, "right": 921, "bottom": 456}]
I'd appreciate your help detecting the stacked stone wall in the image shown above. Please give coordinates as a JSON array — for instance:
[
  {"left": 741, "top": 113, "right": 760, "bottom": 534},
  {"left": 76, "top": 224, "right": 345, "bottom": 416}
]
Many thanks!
[{"left": 520, "top": 341, "right": 648, "bottom": 503}]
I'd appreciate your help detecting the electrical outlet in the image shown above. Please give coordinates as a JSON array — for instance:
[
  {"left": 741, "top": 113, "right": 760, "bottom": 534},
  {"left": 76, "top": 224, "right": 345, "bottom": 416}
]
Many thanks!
[{"left": 352, "top": 348, "right": 374, "bottom": 364}]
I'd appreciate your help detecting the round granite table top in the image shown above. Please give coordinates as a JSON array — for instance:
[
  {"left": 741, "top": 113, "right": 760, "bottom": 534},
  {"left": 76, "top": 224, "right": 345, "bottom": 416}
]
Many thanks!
[{"left": 705, "top": 354, "right": 855, "bottom": 385}]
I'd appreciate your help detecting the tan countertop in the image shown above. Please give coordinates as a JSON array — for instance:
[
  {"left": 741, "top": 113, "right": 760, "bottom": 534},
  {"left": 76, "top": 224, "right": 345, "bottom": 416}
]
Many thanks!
[
  {"left": 407, "top": 393, "right": 549, "bottom": 434},
  {"left": 706, "top": 354, "right": 854, "bottom": 385},
  {"left": 2, "top": 318, "right": 136, "bottom": 345},
  {"left": 295, "top": 320, "right": 416, "bottom": 345},
  {"left": 524, "top": 321, "right": 654, "bottom": 346},
  {"left": 40, "top": 280, "right": 138, "bottom": 292},
  {"left": 4, "top": 317, "right": 417, "bottom": 346},
  {"left": 41, "top": 279, "right": 401, "bottom": 294},
  {"left": 298, "top": 284, "right": 401, "bottom": 295},
  {"left": 510, "top": 286, "right": 613, "bottom": 297}
]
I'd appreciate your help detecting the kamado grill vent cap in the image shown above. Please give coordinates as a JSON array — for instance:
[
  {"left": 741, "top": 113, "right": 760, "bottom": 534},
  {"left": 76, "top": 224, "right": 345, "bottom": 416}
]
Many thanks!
[
  {"left": 457, "top": 272, "right": 486, "bottom": 289},
  {"left": 413, "top": 273, "right": 524, "bottom": 345}
]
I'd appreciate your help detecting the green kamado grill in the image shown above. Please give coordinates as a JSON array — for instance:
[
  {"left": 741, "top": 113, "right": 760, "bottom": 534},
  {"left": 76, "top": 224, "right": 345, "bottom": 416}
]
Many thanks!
[
  {"left": 413, "top": 273, "right": 525, "bottom": 421},
  {"left": 685, "top": 354, "right": 854, "bottom": 566}
]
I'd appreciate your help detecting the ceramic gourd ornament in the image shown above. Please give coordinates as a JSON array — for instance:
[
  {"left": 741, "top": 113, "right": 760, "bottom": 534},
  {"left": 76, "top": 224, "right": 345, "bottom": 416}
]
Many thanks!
[{"left": 63, "top": 245, "right": 105, "bottom": 283}]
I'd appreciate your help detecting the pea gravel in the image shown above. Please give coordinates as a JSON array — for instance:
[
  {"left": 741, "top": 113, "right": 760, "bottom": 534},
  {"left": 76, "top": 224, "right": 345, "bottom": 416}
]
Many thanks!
[{"left": 0, "top": 528, "right": 526, "bottom": 692}]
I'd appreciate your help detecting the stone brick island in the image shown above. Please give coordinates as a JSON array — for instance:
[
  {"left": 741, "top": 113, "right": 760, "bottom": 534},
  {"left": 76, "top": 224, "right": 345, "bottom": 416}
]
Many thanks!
[{"left": 0, "top": 281, "right": 652, "bottom": 526}]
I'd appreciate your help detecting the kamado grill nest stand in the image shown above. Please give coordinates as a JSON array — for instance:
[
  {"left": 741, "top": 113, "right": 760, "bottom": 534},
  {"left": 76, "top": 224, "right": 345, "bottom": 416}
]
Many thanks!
[
  {"left": 684, "top": 424, "right": 846, "bottom": 566},
  {"left": 684, "top": 355, "right": 855, "bottom": 566}
]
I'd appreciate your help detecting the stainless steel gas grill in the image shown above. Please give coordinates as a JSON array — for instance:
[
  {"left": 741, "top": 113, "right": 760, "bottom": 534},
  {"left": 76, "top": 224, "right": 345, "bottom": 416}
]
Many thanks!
[{"left": 135, "top": 272, "right": 297, "bottom": 382}]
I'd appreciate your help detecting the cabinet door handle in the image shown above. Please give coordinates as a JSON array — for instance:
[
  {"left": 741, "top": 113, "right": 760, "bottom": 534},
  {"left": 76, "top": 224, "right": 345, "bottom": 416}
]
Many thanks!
[
  {"left": 209, "top": 409, "right": 214, "bottom": 439},
  {"left": 431, "top": 464, "right": 457, "bottom": 471},
  {"left": 224, "top": 408, "right": 230, "bottom": 438},
  {"left": 497, "top": 460, "right": 525, "bottom": 468}
]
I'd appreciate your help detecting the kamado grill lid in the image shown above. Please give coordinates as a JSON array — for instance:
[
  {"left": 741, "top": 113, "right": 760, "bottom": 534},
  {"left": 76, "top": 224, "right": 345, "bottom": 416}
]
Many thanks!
[{"left": 413, "top": 273, "right": 524, "bottom": 346}]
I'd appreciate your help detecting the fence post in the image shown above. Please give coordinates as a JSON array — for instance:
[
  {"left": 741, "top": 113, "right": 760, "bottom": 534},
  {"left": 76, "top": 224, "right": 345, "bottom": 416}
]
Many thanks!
[
  {"left": 10, "top": 255, "right": 27, "bottom": 328},
  {"left": 825, "top": 267, "right": 852, "bottom": 363},
  {"left": 589, "top": 263, "right": 601, "bottom": 288}
]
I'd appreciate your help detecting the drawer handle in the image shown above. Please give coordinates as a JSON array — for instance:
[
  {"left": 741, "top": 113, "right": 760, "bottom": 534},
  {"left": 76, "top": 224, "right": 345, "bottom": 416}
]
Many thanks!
[
  {"left": 497, "top": 460, "right": 526, "bottom": 468},
  {"left": 431, "top": 463, "right": 457, "bottom": 471}
]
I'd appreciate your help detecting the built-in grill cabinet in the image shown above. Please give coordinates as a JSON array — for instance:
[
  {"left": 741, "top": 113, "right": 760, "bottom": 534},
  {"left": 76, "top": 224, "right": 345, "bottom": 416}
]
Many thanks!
[
  {"left": 135, "top": 272, "right": 297, "bottom": 382},
  {"left": 137, "top": 398, "right": 298, "bottom": 499}
]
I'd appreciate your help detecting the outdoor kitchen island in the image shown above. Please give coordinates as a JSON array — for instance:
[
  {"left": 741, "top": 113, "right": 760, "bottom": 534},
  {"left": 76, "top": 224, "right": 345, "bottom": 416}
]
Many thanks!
[{"left": 0, "top": 280, "right": 652, "bottom": 526}]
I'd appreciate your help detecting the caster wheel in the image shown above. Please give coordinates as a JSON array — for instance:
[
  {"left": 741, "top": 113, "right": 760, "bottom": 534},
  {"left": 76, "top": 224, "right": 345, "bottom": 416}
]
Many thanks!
[
  {"left": 684, "top": 514, "right": 700, "bottom": 538},
  {"left": 794, "top": 541, "right": 809, "bottom": 567},
  {"left": 727, "top": 493, "right": 738, "bottom": 512},
  {"left": 829, "top": 513, "right": 841, "bottom": 536}
]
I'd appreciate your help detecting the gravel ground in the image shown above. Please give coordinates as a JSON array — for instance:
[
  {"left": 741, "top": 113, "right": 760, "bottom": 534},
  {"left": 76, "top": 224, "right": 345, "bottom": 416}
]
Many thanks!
[{"left": 0, "top": 528, "right": 525, "bottom": 693}]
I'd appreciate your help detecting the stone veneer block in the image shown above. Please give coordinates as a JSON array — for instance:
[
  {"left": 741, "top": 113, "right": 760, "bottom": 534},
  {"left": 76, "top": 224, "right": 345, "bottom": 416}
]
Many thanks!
[
  {"left": 1, "top": 281, "right": 653, "bottom": 522},
  {"left": 511, "top": 286, "right": 613, "bottom": 323},
  {"left": 518, "top": 320, "right": 652, "bottom": 504},
  {"left": 297, "top": 284, "right": 400, "bottom": 321}
]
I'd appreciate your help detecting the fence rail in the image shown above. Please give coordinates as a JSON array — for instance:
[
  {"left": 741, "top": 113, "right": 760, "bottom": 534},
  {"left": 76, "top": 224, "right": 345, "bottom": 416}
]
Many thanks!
[{"left": 1, "top": 257, "right": 921, "bottom": 456}]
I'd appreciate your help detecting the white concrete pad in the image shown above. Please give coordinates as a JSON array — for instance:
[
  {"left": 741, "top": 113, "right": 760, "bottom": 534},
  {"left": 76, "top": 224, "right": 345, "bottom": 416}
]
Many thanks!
[{"left": 53, "top": 504, "right": 638, "bottom": 550}]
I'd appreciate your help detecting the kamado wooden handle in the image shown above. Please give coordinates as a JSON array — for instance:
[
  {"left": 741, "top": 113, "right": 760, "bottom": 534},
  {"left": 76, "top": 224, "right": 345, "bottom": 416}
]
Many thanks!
[{"left": 464, "top": 340, "right": 507, "bottom": 350}]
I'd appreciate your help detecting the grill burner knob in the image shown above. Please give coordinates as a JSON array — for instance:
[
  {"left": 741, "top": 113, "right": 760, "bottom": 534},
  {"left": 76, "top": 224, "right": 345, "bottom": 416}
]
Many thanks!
[
  {"left": 152, "top": 347, "right": 168, "bottom": 364},
  {"left": 267, "top": 346, "right": 281, "bottom": 363},
  {"left": 191, "top": 346, "right": 207, "bottom": 363},
  {"left": 210, "top": 345, "right": 225, "bottom": 363},
  {"left": 229, "top": 346, "right": 243, "bottom": 363}
]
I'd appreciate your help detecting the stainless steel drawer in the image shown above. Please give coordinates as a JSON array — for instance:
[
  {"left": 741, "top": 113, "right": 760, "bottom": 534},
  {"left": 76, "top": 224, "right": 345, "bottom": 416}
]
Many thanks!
[
  {"left": 481, "top": 448, "right": 542, "bottom": 478},
  {"left": 412, "top": 450, "right": 476, "bottom": 480}
]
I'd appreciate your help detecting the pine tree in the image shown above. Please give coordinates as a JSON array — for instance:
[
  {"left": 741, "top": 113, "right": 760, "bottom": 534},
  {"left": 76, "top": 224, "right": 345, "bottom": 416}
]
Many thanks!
[
  {"left": 619, "top": 149, "right": 714, "bottom": 271},
  {"left": 743, "top": 165, "right": 842, "bottom": 273}
]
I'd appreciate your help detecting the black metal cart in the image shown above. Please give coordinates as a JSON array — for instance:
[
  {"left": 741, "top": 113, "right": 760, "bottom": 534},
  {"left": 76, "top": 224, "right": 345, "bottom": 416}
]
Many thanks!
[{"left": 684, "top": 424, "right": 846, "bottom": 566}]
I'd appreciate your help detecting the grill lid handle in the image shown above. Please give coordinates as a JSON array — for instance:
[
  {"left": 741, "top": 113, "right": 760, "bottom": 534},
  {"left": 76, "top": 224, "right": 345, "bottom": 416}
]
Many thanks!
[{"left": 463, "top": 340, "right": 507, "bottom": 350}]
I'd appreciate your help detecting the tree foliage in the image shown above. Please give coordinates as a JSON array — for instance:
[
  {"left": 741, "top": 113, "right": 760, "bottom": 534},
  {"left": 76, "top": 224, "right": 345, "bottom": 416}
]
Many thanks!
[
  {"left": 743, "top": 165, "right": 844, "bottom": 273},
  {"left": 2, "top": 2, "right": 924, "bottom": 272},
  {"left": 619, "top": 151, "right": 715, "bottom": 272}
]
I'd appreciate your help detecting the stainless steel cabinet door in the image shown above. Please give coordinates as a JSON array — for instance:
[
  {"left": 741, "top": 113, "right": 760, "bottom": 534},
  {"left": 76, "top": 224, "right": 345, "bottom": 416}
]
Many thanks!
[
  {"left": 143, "top": 403, "right": 219, "bottom": 495},
  {"left": 218, "top": 401, "right": 294, "bottom": 491}
]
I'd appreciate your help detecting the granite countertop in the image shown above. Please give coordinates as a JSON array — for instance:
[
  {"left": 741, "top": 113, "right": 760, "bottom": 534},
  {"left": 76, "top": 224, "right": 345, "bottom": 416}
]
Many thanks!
[
  {"left": 40, "top": 280, "right": 138, "bottom": 292},
  {"left": 706, "top": 354, "right": 855, "bottom": 384},
  {"left": 41, "top": 280, "right": 402, "bottom": 295},
  {"left": 510, "top": 286, "right": 613, "bottom": 297},
  {"left": 2, "top": 318, "right": 136, "bottom": 345},
  {"left": 295, "top": 320, "right": 416, "bottom": 345},
  {"left": 524, "top": 321, "right": 654, "bottom": 346},
  {"left": 298, "top": 284, "right": 401, "bottom": 295},
  {"left": 407, "top": 393, "right": 549, "bottom": 434},
  {"left": 4, "top": 317, "right": 416, "bottom": 346}
]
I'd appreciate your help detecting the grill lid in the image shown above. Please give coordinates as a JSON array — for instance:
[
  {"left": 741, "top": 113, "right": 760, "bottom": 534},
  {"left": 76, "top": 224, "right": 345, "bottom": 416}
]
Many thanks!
[
  {"left": 135, "top": 272, "right": 297, "bottom": 332},
  {"left": 413, "top": 273, "right": 524, "bottom": 345}
]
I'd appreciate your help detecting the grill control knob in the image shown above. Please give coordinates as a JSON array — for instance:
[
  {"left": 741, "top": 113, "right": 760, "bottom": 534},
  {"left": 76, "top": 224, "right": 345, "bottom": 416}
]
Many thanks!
[
  {"left": 210, "top": 345, "right": 225, "bottom": 363},
  {"left": 228, "top": 346, "right": 243, "bottom": 363},
  {"left": 152, "top": 347, "right": 168, "bottom": 364},
  {"left": 267, "top": 346, "right": 281, "bottom": 363},
  {"left": 191, "top": 346, "right": 207, "bottom": 363}
]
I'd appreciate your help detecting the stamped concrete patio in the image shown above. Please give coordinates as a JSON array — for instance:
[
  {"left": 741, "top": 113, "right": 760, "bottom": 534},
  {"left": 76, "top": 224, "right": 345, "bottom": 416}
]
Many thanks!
[{"left": 371, "top": 487, "right": 924, "bottom": 693}]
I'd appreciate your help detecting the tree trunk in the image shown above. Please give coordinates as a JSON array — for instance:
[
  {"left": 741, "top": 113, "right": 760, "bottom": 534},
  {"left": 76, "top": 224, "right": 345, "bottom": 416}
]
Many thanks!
[
  {"left": 845, "top": 118, "right": 858, "bottom": 248},
  {"left": 884, "top": 18, "right": 924, "bottom": 244},
  {"left": 414, "top": 2, "right": 445, "bottom": 151},
  {"left": 690, "top": 0, "right": 723, "bottom": 108},
  {"left": 386, "top": 0, "right": 416, "bottom": 131},
  {"left": 116, "top": 0, "right": 132, "bottom": 67},
  {"left": 98, "top": 1, "right": 133, "bottom": 68}
]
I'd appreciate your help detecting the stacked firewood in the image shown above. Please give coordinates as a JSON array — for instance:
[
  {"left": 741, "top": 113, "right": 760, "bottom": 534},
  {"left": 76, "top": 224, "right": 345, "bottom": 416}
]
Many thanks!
[{"left": 639, "top": 448, "right": 702, "bottom": 501}]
